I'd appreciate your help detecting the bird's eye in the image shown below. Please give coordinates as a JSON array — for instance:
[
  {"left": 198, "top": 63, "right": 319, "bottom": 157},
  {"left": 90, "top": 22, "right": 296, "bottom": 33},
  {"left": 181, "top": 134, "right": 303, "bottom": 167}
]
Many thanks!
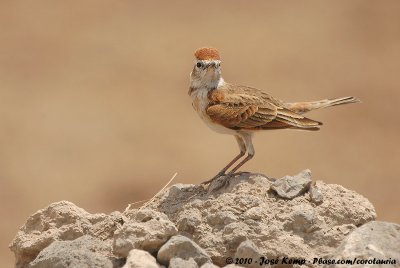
[{"left": 196, "top": 62, "right": 203, "bottom": 68}]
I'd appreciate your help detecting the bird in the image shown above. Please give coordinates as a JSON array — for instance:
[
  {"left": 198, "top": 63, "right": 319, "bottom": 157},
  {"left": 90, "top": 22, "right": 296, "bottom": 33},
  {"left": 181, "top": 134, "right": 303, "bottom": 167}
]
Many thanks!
[{"left": 189, "top": 47, "right": 360, "bottom": 185}]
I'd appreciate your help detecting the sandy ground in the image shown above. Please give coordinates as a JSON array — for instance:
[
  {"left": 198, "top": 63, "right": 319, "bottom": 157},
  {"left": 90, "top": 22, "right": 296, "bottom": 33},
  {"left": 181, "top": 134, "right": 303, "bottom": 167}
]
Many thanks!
[{"left": 1, "top": 1, "right": 400, "bottom": 266}]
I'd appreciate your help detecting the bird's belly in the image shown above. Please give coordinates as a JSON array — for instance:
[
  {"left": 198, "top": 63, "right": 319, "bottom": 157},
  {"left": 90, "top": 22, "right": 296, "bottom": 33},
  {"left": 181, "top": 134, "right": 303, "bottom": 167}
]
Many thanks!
[{"left": 202, "top": 116, "right": 237, "bottom": 135}]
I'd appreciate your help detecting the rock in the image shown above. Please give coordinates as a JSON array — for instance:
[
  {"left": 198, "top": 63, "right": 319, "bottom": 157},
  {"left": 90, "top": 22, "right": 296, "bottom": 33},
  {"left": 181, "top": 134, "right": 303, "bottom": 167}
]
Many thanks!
[
  {"left": 9, "top": 201, "right": 123, "bottom": 268},
  {"left": 288, "top": 204, "right": 316, "bottom": 233},
  {"left": 310, "top": 181, "right": 324, "bottom": 204},
  {"left": 169, "top": 257, "right": 198, "bottom": 268},
  {"left": 207, "top": 210, "right": 238, "bottom": 226},
  {"left": 168, "top": 184, "right": 197, "bottom": 198},
  {"left": 270, "top": 169, "right": 312, "bottom": 199},
  {"left": 200, "top": 263, "right": 219, "bottom": 268},
  {"left": 222, "top": 222, "right": 251, "bottom": 252},
  {"left": 148, "top": 171, "right": 376, "bottom": 266},
  {"left": 29, "top": 235, "right": 113, "bottom": 268},
  {"left": 113, "top": 209, "right": 178, "bottom": 256},
  {"left": 176, "top": 208, "right": 202, "bottom": 234},
  {"left": 327, "top": 221, "right": 400, "bottom": 267},
  {"left": 157, "top": 235, "right": 211, "bottom": 266},
  {"left": 10, "top": 171, "right": 383, "bottom": 268},
  {"left": 234, "top": 240, "right": 262, "bottom": 268},
  {"left": 123, "top": 249, "right": 160, "bottom": 268},
  {"left": 243, "top": 207, "right": 263, "bottom": 221}
]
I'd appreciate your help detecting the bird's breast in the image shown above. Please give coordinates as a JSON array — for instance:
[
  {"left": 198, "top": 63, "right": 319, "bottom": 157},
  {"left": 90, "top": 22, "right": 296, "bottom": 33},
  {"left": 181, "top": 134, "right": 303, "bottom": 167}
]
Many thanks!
[
  {"left": 191, "top": 89, "right": 208, "bottom": 113},
  {"left": 191, "top": 88, "right": 236, "bottom": 135}
]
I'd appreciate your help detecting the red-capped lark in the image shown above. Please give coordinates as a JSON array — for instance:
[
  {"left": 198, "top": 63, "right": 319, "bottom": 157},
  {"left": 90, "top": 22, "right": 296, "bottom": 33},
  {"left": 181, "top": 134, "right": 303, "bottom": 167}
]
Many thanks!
[{"left": 189, "top": 47, "right": 360, "bottom": 186}]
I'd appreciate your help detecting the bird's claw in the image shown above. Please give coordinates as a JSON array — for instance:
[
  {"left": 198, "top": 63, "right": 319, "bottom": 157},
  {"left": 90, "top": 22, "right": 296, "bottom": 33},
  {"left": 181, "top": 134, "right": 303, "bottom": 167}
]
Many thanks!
[
  {"left": 202, "top": 173, "right": 235, "bottom": 191},
  {"left": 201, "top": 171, "right": 225, "bottom": 185}
]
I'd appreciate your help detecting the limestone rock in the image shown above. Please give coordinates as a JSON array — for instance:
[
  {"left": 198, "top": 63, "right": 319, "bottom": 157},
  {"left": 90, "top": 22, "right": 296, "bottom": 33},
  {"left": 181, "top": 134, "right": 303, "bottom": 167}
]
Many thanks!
[
  {"left": 148, "top": 171, "right": 376, "bottom": 266},
  {"left": 327, "top": 221, "right": 400, "bottom": 267},
  {"left": 29, "top": 235, "right": 113, "bottom": 268},
  {"left": 9, "top": 170, "right": 384, "bottom": 268},
  {"left": 9, "top": 201, "right": 123, "bottom": 268},
  {"left": 207, "top": 210, "right": 238, "bottom": 226},
  {"left": 234, "top": 240, "right": 262, "bottom": 268},
  {"left": 176, "top": 208, "right": 202, "bottom": 234},
  {"left": 310, "top": 181, "right": 324, "bottom": 204},
  {"left": 157, "top": 235, "right": 211, "bottom": 266},
  {"left": 200, "top": 263, "right": 220, "bottom": 268},
  {"left": 271, "top": 169, "right": 312, "bottom": 199},
  {"left": 169, "top": 257, "right": 198, "bottom": 268},
  {"left": 123, "top": 249, "right": 160, "bottom": 268},
  {"left": 113, "top": 209, "right": 178, "bottom": 256}
]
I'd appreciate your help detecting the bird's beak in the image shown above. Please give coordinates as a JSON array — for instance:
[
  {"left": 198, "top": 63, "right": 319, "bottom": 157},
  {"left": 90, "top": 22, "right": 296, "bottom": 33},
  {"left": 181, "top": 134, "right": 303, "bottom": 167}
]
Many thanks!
[
  {"left": 208, "top": 62, "right": 217, "bottom": 68},
  {"left": 206, "top": 62, "right": 217, "bottom": 73}
]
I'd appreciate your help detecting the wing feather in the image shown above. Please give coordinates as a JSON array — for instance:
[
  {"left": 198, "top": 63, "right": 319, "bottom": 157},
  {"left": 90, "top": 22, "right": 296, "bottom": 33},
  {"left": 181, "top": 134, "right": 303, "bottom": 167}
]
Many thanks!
[{"left": 206, "top": 83, "right": 322, "bottom": 130}]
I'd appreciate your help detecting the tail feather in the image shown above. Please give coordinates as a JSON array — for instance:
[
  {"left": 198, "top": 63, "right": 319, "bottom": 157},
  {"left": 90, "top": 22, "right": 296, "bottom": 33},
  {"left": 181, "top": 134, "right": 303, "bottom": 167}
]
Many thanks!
[
  {"left": 261, "top": 107, "right": 323, "bottom": 131},
  {"left": 259, "top": 118, "right": 321, "bottom": 131},
  {"left": 323, "top": 96, "right": 361, "bottom": 107},
  {"left": 284, "top": 96, "right": 361, "bottom": 114}
]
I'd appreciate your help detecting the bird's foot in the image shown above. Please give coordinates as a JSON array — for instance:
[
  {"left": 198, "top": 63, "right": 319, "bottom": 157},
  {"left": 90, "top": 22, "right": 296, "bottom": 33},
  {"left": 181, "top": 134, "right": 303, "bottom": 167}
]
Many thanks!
[
  {"left": 201, "top": 171, "right": 226, "bottom": 185},
  {"left": 203, "top": 173, "right": 235, "bottom": 192}
]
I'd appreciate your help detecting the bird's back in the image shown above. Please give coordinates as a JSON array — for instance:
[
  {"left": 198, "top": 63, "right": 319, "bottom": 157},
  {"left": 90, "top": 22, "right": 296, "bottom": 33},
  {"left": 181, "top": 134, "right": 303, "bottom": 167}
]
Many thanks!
[{"left": 207, "top": 82, "right": 322, "bottom": 131}]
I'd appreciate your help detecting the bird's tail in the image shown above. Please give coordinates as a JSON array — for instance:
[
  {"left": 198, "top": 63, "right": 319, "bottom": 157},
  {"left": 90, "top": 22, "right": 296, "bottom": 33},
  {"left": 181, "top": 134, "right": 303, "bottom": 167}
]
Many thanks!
[{"left": 284, "top": 96, "right": 361, "bottom": 114}]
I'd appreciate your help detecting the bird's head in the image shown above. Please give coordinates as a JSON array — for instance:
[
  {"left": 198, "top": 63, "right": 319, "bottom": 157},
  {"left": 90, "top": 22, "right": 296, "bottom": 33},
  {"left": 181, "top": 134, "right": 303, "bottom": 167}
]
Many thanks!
[{"left": 190, "top": 47, "right": 223, "bottom": 90}]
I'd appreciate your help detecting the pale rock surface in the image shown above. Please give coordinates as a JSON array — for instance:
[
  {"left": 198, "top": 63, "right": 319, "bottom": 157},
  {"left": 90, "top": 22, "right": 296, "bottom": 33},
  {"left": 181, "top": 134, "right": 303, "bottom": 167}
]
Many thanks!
[
  {"left": 169, "top": 257, "right": 198, "bottom": 268},
  {"left": 270, "top": 169, "right": 312, "bottom": 199},
  {"left": 200, "top": 263, "right": 220, "bottom": 268},
  {"left": 113, "top": 208, "right": 178, "bottom": 256},
  {"left": 9, "top": 201, "right": 123, "bottom": 268},
  {"left": 309, "top": 181, "right": 324, "bottom": 204},
  {"left": 327, "top": 221, "right": 400, "bottom": 268},
  {"left": 29, "top": 235, "right": 113, "bottom": 268},
  {"left": 157, "top": 235, "right": 211, "bottom": 266},
  {"left": 234, "top": 240, "right": 263, "bottom": 268},
  {"left": 122, "top": 249, "right": 160, "bottom": 268},
  {"left": 9, "top": 170, "right": 383, "bottom": 268},
  {"left": 149, "top": 171, "right": 376, "bottom": 266}
]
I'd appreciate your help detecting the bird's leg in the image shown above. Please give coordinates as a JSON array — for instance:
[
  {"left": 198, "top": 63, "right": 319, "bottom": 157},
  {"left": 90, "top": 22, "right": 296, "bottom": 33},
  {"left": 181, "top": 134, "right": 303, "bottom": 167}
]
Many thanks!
[
  {"left": 228, "top": 153, "right": 254, "bottom": 174},
  {"left": 201, "top": 135, "right": 246, "bottom": 185},
  {"left": 228, "top": 133, "right": 255, "bottom": 175},
  {"left": 212, "top": 150, "right": 255, "bottom": 191},
  {"left": 202, "top": 152, "right": 244, "bottom": 184}
]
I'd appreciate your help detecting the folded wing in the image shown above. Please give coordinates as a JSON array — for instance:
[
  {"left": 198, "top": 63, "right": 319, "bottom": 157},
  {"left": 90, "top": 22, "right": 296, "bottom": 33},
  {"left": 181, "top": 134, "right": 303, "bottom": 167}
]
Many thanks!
[{"left": 206, "top": 84, "right": 322, "bottom": 131}]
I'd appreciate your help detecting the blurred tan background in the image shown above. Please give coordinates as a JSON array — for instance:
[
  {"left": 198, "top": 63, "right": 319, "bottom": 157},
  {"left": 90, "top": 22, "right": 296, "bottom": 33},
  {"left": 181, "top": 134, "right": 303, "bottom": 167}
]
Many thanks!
[{"left": 1, "top": 0, "right": 400, "bottom": 266}]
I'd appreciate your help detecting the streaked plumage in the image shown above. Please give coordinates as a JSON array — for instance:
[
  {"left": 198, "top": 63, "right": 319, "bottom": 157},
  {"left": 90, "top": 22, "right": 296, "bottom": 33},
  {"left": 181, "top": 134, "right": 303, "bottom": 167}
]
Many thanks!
[
  {"left": 189, "top": 47, "right": 360, "bottom": 185},
  {"left": 206, "top": 83, "right": 323, "bottom": 131}
]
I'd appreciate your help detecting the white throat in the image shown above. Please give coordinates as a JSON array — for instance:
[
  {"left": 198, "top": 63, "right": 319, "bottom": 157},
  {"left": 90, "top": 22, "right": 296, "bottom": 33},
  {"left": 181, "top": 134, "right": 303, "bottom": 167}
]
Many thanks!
[{"left": 190, "top": 76, "right": 225, "bottom": 92}]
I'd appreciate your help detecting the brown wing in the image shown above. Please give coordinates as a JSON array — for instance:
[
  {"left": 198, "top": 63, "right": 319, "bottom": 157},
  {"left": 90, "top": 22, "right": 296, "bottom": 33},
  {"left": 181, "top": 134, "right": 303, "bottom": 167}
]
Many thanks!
[
  {"left": 207, "top": 104, "right": 277, "bottom": 129},
  {"left": 206, "top": 83, "right": 322, "bottom": 130}
]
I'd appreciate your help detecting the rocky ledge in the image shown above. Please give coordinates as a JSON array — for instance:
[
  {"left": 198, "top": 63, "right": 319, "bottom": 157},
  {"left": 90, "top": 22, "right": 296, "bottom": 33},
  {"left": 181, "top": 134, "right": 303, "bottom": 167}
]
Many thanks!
[{"left": 9, "top": 170, "right": 400, "bottom": 267}]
